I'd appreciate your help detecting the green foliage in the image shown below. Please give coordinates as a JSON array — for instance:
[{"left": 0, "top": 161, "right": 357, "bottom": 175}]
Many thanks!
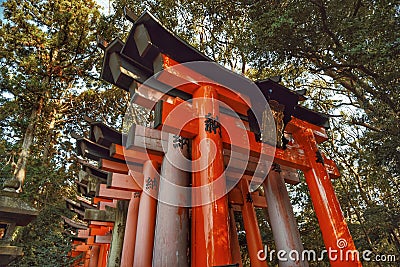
[
  {"left": 0, "top": 0, "right": 131, "bottom": 265},
  {"left": 11, "top": 202, "right": 74, "bottom": 267}
]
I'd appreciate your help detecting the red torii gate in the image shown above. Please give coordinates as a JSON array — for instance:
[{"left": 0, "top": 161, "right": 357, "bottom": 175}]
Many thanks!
[
  {"left": 72, "top": 119, "right": 273, "bottom": 266},
  {"left": 148, "top": 59, "right": 356, "bottom": 267},
  {"left": 67, "top": 9, "right": 362, "bottom": 267},
  {"left": 64, "top": 196, "right": 110, "bottom": 267},
  {"left": 69, "top": 110, "right": 355, "bottom": 266},
  {"left": 70, "top": 105, "right": 349, "bottom": 267}
]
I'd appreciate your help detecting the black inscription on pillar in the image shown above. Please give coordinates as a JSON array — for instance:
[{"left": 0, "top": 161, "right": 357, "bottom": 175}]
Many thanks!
[
  {"left": 133, "top": 192, "right": 140, "bottom": 198},
  {"left": 172, "top": 135, "right": 189, "bottom": 149},
  {"left": 246, "top": 192, "right": 253, "bottom": 203},
  {"left": 271, "top": 163, "right": 282, "bottom": 173},
  {"left": 205, "top": 113, "right": 222, "bottom": 137},
  {"left": 316, "top": 150, "right": 325, "bottom": 165},
  {"left": 145, "top": 177, "right": 158, "bottom": 190}
]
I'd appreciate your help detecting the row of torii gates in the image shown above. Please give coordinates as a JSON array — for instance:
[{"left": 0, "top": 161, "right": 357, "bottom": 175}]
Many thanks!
[{"left": 65, "top": 10, "right": 362, "bottom": 267}]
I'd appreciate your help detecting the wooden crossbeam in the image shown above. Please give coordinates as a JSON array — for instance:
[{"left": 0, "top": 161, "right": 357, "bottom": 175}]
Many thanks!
[
  {"left": 96, "top": 184, "right": 133, "bottom": 200},
  {"left": 95, "top": 234, "right": 112, "bottom": 244},
  {"left": 130, "top": 82, "right": 176, "bottom": 109},
  {"left": 228, "top": 187, "right": 267, "bottom": 208},
  {"left": 98, "top": 201, "right": 117, "bottom": 210},
  {"left": 62, "top": 216, "right": 88, "bottom": 230},
  {"left": 84, "top": 118, "right": 304, "bottom": 186},
  {"left": 76, "top": 136, "right": 124, "bottom": 163},
  {"left": 110, "top": 143, "right": 163, "bottom": 164},
  {"left": 286, "top": 117, "right": 328, "bottom": 144},
  {"left": 74, "top": 244, "right": 91, "bottom": 252},
  {"left": 154, "top": 53, "right": 251, "bottom": 116},
  {"left": 90, "top": 226, "right": 111, "bottom": 236},
  {"left": 77, "top": 229, "right": 90, "bottom": 239},
  {"left": 90, "top": 121, "right": 123, "bottom": 147},
  {"left": 107, "top": 172, "right": 143, "bottom": 191},
  {"left": 99, "top": 159, "right": 129, "bottom": 174},
  {"left": 125, "top": 123, "right": 168, "bottom": 152},
  {"left": 84, "top": 208, "right": 116, "bottom": 222},
  {"left": 153, "top": 99, "right": 340, "bottom": 178},
  {"left": 79, "top": 200, "right": 95, "bottom": 210},
  {"left": 90, "top": 221, "right": 114, "bottom": 227},
  {"left": 99, "top": 122, "right": 302, "bottom": 186},
  {"left": 99, "top": 121, "right": 301, "bottom": 185},
  {"left": 92, "top": 197, "right": 112, "bottom": 204}
]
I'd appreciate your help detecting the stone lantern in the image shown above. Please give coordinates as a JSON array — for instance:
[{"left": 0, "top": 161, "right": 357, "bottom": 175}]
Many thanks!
[{"left": 0, "top": 179, "right": 38, "bottom": 266}]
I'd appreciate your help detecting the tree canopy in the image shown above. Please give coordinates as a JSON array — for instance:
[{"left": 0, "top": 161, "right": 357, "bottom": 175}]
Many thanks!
[{"left": 0, "top": 0, "right": 128, "bottom": 265}]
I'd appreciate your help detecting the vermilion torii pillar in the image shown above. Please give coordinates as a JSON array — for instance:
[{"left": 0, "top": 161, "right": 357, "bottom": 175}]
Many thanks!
[
  {"left": 191, "top": 85, "right": 232, "bottom": 266},
  {"left": 238, "top": 179, "right": 267, "bottom": 267},
  {"left": 123, "top": 123, "right": 191, "bottom": 266},
  {"left": 292, "top": 124, "right": 362, "bottom": 267},
  {"left": 88, "top": 241, "right": 100, "bottom": 267},
  {"left": 133, "top": 160, "right": 160, "bottom": 267},
  {"left": 98, "top": 243, "right": 110, "bottom": 267},
  {"left": 120, "top": 191, "right": 140, "bottom": 267},
  {"left": 153, "top": 133, "right": 191, "bottom": 267},
  {"left": 228, "top": 206, "right": 242, "bottom": 267},
  {"left": 264, "top": 167, "right": 308, "bottom": 267}
]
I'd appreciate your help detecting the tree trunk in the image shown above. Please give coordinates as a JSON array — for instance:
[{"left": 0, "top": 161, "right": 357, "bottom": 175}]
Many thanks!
[
  {"left": 42, "top": 107, "right": 57, "bottom": 163},
  {"left": 13, "top": 97, "right": 44, "bottom": 190}
]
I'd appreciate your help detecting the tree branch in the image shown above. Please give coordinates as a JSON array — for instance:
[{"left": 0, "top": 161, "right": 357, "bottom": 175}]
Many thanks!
[
  {"left": 350, "top": 119, "right": 382, "bottom": 132},
  {"left": 353, "top": 0, "right": 362, "bottom": 17}
]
